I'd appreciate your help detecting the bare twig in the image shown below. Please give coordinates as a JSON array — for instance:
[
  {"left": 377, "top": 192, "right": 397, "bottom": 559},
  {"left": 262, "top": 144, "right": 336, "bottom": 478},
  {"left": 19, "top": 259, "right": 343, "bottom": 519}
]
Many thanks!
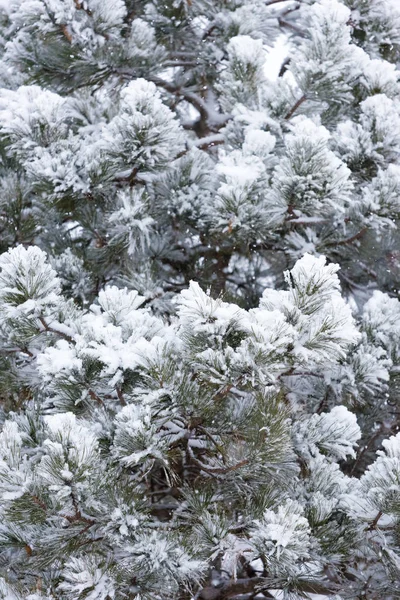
[
  {"left": 60, "top": 24, "right": 73, "bottom": 43},
  {"left": 115, "top": 386, "right": 127, "bottom": 406},
  {"left": 38, "top": 316, "right": 74, "bottom": 343},
  {"left": 74, "top": 0, "right": 92, "bottom": 15},
  {"left": 350, "top": 425, "right": 387, "bottom": 475},
  {"left": 164, "top": 61, "right": 199, "bottom": 68},
  {"left": 331, "top": 227, "right": 367, "bottom": 247},
  {"left": 265, "top": 0, "right": 297, "bottom": 5},
  {"left": 279, "top": 18, "right": 305, "bottom": 36},
  {"left": 202, "top": 22, "right": 218, "bottom": 40},
  {"left": 278, "top": 57, "right": 291, "bottom": 77},
  {"left": 284, "top": 94, "right": 307, "bottom": 119},
  {"left": 198, "top": 576, "right": 334, "bottom": 599},
  {"left": 194, "top": 134, "right": 225, "bottom": 151},
  {"left": 147, "top": 75, "right": 211, "bottom": 121},
  {"left": 88, "top": 388, "right": 105, "bottom": 408},
  {"left": 115, "top": 69, "right": 230, "bottom": 130},
  {"left": 367, "top": 511, "right": 383, "bottom": 531}
]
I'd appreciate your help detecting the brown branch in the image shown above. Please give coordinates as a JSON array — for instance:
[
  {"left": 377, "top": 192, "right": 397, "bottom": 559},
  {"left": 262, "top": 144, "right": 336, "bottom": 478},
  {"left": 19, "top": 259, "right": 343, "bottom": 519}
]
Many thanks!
[
  {"left": 199, "top": 578, "right": 264, "bottom": 599},
  {"left": 38, "top": 316, "right": 74, "bottom": 343},
  {"left": 64, "top": 487, "right": 96, "bottom": 530},
  {"left": 175, "top": 135, "right": 224, "bottom": 159},
  {"left": 284, "top": 94, "right": 307, "bottom": 120},
  {"left": 332, "top": 227, "right": 368, "bottom": 247},
  {"left": 31, "top": 495, "right": 47, "bottom": 511},
  {"left": 339, "top": 272, "right": 369, "bottom": 292},
  {"left": 0, "top": 346, "right": 34, "bottom": 358},
  {"left": 350, "top": 425, "right": 387, "bottom": 475},
  {"left": 265, "top": 0, "right": 298, "bottom": 5},
  {"left": 202, "top": 22, "right": 218, "bottom": 40},
  {"left": 147, "top": 75, "right": 211, "bottom": 121},
  {"left": 285, "top": 371, "right": 324, "bottom": 378},
  {"left": 367, "top": 511, "right": 383, "bottom": 531},
  {"left": 211, "top": 375, "right": 247, "bottom": 403},
  {"left": 212, "top": 383, "right": 233, "bottom": 402},
  {"left": 74, "top": 0, "right": 92, "bottom": 14},
  {"left": 62, "top": 513, "right": 96, "bottom": 526},
  {"left": 199, "top": 577, "right": 319, "bottom": 599},
  {"left": 76, "top": 536, "right": 104, "bottom": 548},
  {"left": 113, "top": 167, "right": 146, "bottom": 186},
  {"left": 164, "top": 61, "right": 198, "bottom": 68},
  {"left": 88, "top": 388, "right": 105, "bottom": 408},
  {"left": 22, "top": 345, "right": 34, "bottom": 358},
  {"left": 279, "top": 18, "right": 306, "bottom": 36},
  {"left": 60, "top": 24, "right": 73, "bottom": 43},
  {"left": 115, "top": 386, "right": 127, "bottom": 406},
  {"left": 43, "top": 3, "right": 73, "bottom": 44},
  {"left": 279, "top": 57, "right": 291, "bottom": 77},
  {"left": 196, "top": 137, "right": 225, "bottom": 151},
  {"left": 116, "top": 70, "right": 231, "bottom": 129},
  {"left": 68, "top": 482, "right": 82, "bottom": 520},
  {"left": 170, "top": 51, "right": 197, "bottom": 58}
]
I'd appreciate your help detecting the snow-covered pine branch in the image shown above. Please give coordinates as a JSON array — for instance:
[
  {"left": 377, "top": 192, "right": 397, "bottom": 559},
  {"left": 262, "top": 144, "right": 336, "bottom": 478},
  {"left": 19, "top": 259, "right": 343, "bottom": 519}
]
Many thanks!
[{"left": 0, "top": 0, "right": 398, "bottom": 598}]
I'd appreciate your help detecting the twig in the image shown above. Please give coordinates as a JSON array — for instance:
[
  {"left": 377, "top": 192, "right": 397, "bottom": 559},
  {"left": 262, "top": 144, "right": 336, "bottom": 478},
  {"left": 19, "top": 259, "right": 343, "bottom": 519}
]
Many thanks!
[
  {"left": 164, "top": 61, "right": 198, "bottom": 68},
  {"left": 284, "top": 94, "right": 307, "bottom": 120},
  {"left": 331, "top": 227, "right": 367, "bottom": 247},
  {"left": 88, "top": 388, "right": 105, "bottom": 408},
  {"left": 279, "top": 18, "right": 306, "bottom": 36},
  {"left": 199, "top": 578, "right": 269, "bottom": 599},
  {"left": 148, "top": 75, "right": 211, "bottom": 121},
  {"left": 194, "top": 134, "right": 225, "bottom": 150},
  {"left": 176, "top": 134, "right": 225, "bottom": 159},
  {"left": 0, "top": 346, "right": 33, "bottom": 357},
  {"left": 169, "top": 51, "right": 197, "bottom": 58},
  {"left": 265, "top": 0, "right": 298, "bottom": 5},
  {"left": 279, "top": 57, "right": 291, "bottom": 77},
  {"left": 74, "top": 0, "right": 92, "bottom": 15},
  {"left": 60, "top": 24, "right": 73, "bottom": 43},
  {"left": 339, "top": 272, "right": 368, "bottom": 292},
  {"left": 350, "top": 425, "right": 386, "bottom": 475},
  {"left": 76, "top": 536, "right": 104, "bottom": 548},
  {"left": 116, "top": 69, "right": 231, "bottom": 129},
  {"left": 115, "top": 386, "right": 127, "bottom": 406},
  {"left": 285, "top": 371, "right": 324, "bottom": 378},
  {"left": 38, "top": 316, "right": 74, "bottom": 343},
  {"left": 367, "top": 511, "right": 383, "bottom": 531},
  {"left": 202, "top": 22, "right": 218, "bottom": 40},
  {"left": 44, "top": 4, "right": 73, "bottom": 44},
  {"left": 212, "top": 383, "right": 233, "bottom": 402},
  {"left": 31, "top": 495, "right": 47, "bottom": 511}
]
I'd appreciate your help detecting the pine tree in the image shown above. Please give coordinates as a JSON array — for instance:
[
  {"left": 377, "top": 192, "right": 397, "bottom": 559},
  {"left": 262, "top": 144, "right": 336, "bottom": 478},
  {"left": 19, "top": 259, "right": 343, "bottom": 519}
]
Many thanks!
[{"left": 0, "top": 0, "right": 399, "bottom": 598}]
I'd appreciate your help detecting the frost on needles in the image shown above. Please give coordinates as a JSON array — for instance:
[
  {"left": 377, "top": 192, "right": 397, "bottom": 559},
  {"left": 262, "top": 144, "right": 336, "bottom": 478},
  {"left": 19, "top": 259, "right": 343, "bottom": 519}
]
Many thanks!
[
  {"left": 0, "top": 245, "right": 396, "bottom": 600},
  {"left": 0, "top": 0, "right": 399, "bottom": 599}
]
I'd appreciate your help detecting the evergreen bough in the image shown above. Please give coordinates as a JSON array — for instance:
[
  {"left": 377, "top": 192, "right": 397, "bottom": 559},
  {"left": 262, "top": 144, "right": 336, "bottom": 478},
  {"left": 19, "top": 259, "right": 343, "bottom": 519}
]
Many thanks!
[{"left": 0, "top": 1, "right": 398, "bottom": 598}]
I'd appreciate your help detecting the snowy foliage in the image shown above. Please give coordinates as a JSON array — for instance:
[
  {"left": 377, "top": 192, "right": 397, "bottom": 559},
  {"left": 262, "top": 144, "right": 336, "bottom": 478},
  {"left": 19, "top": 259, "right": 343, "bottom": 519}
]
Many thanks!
[{"left": 0, "top": 0, "right": 398, "bottom": 598}]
